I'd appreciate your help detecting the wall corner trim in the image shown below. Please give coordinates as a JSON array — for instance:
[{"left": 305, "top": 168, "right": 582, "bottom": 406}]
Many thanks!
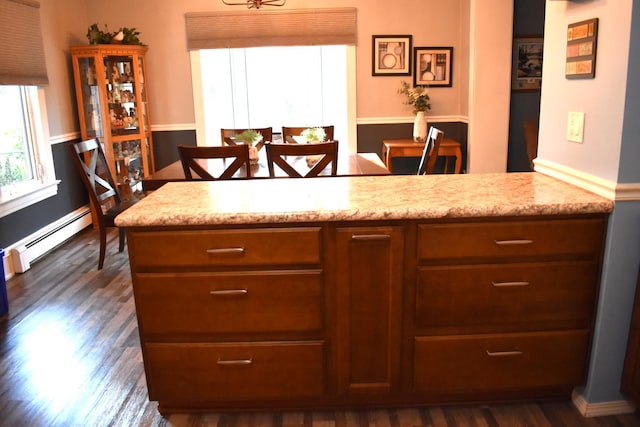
[{"left": 534, "top": 158, "right": 640, "bottom": 202}]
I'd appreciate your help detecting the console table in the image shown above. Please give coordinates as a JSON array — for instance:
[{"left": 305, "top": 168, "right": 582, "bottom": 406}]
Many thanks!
[{"left": 382, "top": 138, "right": 463, "bottom": 174}]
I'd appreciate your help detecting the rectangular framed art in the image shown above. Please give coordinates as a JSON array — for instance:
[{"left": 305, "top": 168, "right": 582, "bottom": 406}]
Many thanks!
[
  {"left": 372, "top": 35, "right": 412, "bottom": 76},
  {"left": 566, "top": 18, "right": 598, "bottom": 79},
  {"left": 512, "top": 36, "right": 543, "bottom": 91},
  {"left": 413, "top": 46, "right": 453, "bottom": 87}
]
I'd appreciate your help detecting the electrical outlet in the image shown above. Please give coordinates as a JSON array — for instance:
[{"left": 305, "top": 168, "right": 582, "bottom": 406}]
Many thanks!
[{"left": 567, "top": 111, "right": 585, "bottom": 143}]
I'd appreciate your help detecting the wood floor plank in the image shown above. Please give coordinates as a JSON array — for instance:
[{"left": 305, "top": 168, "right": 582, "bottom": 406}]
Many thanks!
[{"left": 1, "top": 227, "right": 640, "bottom": 426}]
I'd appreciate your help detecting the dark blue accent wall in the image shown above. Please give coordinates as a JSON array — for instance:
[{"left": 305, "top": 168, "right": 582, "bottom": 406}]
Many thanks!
[{"left": 0, "top": 141, "right": 88, "bottom": 248}]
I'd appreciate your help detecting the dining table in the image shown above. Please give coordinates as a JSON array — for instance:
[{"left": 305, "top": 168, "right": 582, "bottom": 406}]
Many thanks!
[{"left": 142, "top": 150, "right": 390, "bottom": 191}]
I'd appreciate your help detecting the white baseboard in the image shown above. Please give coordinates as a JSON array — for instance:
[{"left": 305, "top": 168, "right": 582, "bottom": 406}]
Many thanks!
[
  {"left": 572, "top": 389, "right": 636, "bottom": 417},
  {"left": 2, "top": 206, "right": 92, "bottom": 280}
]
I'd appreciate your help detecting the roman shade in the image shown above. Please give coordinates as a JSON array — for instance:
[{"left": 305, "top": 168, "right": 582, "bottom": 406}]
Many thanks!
[
  {"left": 185, "top": 7, "right": 357, "bottom": 49},
  {"left": 0, "top": 0, "right": 48, "bottom": 86}
]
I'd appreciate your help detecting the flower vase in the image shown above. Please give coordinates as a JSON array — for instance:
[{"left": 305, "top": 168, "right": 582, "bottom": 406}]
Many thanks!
[{"left": 413, "top": 111, "right": 428, "bottom": 143}]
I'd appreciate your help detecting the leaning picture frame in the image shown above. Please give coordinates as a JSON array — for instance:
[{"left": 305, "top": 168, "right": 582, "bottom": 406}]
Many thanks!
[
  {"left": 372, "top": 35, "right": 412, "bottom": 76},
  {"left": 512, "top": 36, "right": 543, "bottom": 91},
  {"left": 413, "top": 46, "right": 453, "bottom": 87}
]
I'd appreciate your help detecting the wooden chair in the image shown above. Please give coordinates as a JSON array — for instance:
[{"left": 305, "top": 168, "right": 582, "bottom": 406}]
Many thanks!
[
  {"left": 70, "top": 138, "right": 138, "bottom": 270},
  {"left": 417, "top": 127, "right": 445, "bottom": 175},
  {"left": 266, "top": 140, "right": 339, "bottom": 178},
  {"left": 281, "top": 126, "right": 335, "bottom": 144},
  {"left": 221, "top": 127, "right": 272, "bottom": 150},
  {"left": 523, "top": 119, "right": 539, "bottom": 171},
  {"left": 177, "top": 144, "right": 251, "bottom": 180}
]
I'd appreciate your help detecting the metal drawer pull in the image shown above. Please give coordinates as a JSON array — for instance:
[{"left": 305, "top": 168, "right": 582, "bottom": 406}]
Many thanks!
[
  {"left": 486, "top": 350, "right": 523, "bottom": 357},
  {"left": 351, "top": 234, "right": 391, "bottom": 241},
  {"left": 217, "top": 358, "right": 253, "bottom": 365},
  {"left": 492, "top": 281, "right": 530, "bottom": 287},
  {"left": 494, "top": 239, "right": 533, "bottom": 246},
  {"left": 206, "top": 247, "right": 245, "bottom": 254},
  {"left": 209, "top": 289, "right": 248, "bottom": 296}
]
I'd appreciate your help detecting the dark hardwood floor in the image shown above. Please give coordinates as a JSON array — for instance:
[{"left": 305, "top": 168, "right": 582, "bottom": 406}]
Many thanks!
[{"left": 1, "top": 227, "right": 640, "bottom": 427}]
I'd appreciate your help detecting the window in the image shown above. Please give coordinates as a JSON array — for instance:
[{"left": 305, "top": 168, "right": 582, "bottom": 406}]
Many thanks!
[
  {"left": 0, "top": 85, "right": 58, "bottom": 217},
  {"left": 1, "top": 86, "right": 36, "bottom": 189},
  {"left": 194, "top": 45, "right": 356, "bottom": 150}
]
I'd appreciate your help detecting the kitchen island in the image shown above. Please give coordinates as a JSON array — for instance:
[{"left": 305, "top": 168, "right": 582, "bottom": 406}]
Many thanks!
[{"left": 116, "top": 173, "right": 613, "bottom": 413}]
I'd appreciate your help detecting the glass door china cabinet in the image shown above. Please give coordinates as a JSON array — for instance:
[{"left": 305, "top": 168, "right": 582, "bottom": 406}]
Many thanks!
[{"left": 71, "top": 44, "right": 154, "bottom": 200}]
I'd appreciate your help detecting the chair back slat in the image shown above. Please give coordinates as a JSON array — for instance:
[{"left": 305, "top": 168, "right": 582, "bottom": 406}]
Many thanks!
[
  {"left": 221, "top": 127, "right": 272, "bottom": 150},
  {"left": 281, "top": 126, "right": 335, "bottom": 144},
  {"left": 178, "top": 144, "right": 252, "bottom": 180},
  {"left": 417, "top": 127, "right": 445, "bottom": 175},
  {"left": 266, "top": 140, "right": 339, "bottom": 178}
]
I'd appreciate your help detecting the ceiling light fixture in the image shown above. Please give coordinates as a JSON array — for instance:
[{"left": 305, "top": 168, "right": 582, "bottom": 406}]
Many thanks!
[{"left": 222, "top": 0, "right": 285, "bottom": 9}]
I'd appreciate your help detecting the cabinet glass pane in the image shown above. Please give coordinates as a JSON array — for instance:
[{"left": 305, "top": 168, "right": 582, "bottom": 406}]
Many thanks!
[
  {"left": 78, "top": 57, "right": 102, "bottom": 138},
  {"left": 113, "top": 139, "right": 143, "bottom": 199},
  {"left": 138, "top": 57, "right": 150, "bottom": 131},
  {"left": 104, "top": 55, "right": 140, "bottom": 136}
]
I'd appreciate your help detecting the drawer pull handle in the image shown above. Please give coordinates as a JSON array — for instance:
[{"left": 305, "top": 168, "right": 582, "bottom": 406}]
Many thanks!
[
  {"left": 210, "top": 289, "right": 248, "bottom": 296},
  {"left": 351, "top": 234, "right": 391, "bottom": 241},
  {"left": 492, "top": 281, "right": 530, "bottom": 287},
  {"left": 217, "top": 358, "right": 253, "bottom": 365},
  {"left": 206, "top": 247, "right": 245, "bottom": 255},
  {"left": 486, "top": 350, "right": 523, "bottom": 357},
  {"left": 494, "top": 239, "right": 533, "bottom": 246}
]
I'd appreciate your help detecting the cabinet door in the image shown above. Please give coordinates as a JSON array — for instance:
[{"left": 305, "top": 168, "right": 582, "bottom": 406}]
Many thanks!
[{"left": 335, "top": 226, "right": 404, "bottom": 395}]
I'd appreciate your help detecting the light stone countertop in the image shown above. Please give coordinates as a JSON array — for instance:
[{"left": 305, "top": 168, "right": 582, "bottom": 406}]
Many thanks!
[{"left": 114, "top": 173, "right": 614, "bottom": 227}]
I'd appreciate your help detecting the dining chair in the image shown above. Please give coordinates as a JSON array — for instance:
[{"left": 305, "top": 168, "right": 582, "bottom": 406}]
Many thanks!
[
  {"left": 221, "top": 127, "right": 272, "bottom": 150},
  {"left": 523, "top": 119, "right": 539, "bottom": 171},
  {"left": 177, "top": 144, "right": 252, "bottom": 180},
  {"left": 281, "top": 126, "right": 335, "bottom": 144},
  {"left": 417, "top": 127, "right": 445, "bottom": 175},
  {"left": 70, "top": 138, "right": 138, "bottom": 270},
  {"left": 266, "top": 140, "right": 339, "bottom": 178}
]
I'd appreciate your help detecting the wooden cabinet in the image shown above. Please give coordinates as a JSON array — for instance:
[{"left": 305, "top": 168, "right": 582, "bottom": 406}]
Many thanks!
[
  {"left": 125, "top": 215, "right": 607, "bottom": 412},
  {"left": 71, "top": 45, "right": 154, "bottom": 200},
  {"left": 128, "top": 226, "right": 327, "bottom": 412},
  {"left": 335, "top": 226, "right": 404, "bottom": 396},
  {"left": 410, "top": 217, "right": 606, "bottom": 399}
]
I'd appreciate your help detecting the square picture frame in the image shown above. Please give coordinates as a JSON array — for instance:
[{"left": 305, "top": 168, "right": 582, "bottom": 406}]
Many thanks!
[
  {"left": 512, "top": 36, "right": 543, "bottom": 91},
  {"left": 413, "top": 47, "right": 453, "bottom": 87},
  {"left": 372, "top": 35, "right": 412, "bottom": 76},
  {"left": 566, "top": 18, "right": 598, "bottom": 79}
]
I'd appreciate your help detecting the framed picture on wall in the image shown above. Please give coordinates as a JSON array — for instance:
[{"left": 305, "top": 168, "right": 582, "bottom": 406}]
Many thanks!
[
  {"left": 372, "top": 35, "right": 412, "bottom": 76},
  {"left": 566, "top": 18, "right": 598, "bottom": 79},
  {"left": 413, "top": 46, "right": 453, "bottom": 87},
  {"left": 512, "top": 36, "right": 543, "bottom": 91}
]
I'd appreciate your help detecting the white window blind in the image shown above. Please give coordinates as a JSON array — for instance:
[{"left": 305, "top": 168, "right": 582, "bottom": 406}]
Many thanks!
[
  {"left": 0, "top": 0, "right": 48, "bottom": 86},
  {"left": 200, "top": 45, "right": 348, "bottom": 145},
  {"left": 185, "top": 7, "right": 357, "bottom": 49}
]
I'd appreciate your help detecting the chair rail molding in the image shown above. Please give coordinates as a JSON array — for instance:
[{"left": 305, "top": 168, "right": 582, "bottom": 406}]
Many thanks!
[{"left": 534, "top": 158, "right": 640, "bottom": 202}]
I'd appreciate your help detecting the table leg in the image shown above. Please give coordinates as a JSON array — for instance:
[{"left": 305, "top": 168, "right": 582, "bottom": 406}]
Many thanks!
[{"left": 382, "top": 147, "right": 393, "bottom": 173}]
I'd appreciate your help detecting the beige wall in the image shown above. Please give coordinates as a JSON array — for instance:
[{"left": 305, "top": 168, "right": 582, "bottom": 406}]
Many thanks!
[
  {"left": 42, "top": 0, "right": 470, "bottom": 130},
  {"left": 41, "top": 0, "right": 516, "bottom": 172},
  {"left": 40, "top": 0, "right": 88, "bottom": 139}
]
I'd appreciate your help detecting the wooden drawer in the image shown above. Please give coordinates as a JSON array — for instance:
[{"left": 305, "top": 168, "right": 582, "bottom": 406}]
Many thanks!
[
  {"left": 413, "top": 330, "right": 589, "bottom": 392},
  {"left": 128, "top": 227, "right": 321, "bottom": 267},
  {"left": 134, "top": 270, "right": 324, "bottom": 334},
  {"left": 144, "top": 341, "right": 325, "bottom": 402},
  {"left": 415, "top": 261, "right": 598, "bottom": 330},
  {"left": 417, "top": 218, "right": 604, "bottom": 262}
]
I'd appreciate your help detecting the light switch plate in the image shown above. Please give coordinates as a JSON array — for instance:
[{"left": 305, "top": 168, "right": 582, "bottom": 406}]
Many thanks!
[{"left": 567, "top": 111, "right": 585, "bottom": 143}]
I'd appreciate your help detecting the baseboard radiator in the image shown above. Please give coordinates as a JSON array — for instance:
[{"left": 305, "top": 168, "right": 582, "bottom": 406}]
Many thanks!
[{"left": 2, "top": 206, "right": 92, "bottom": 279}]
